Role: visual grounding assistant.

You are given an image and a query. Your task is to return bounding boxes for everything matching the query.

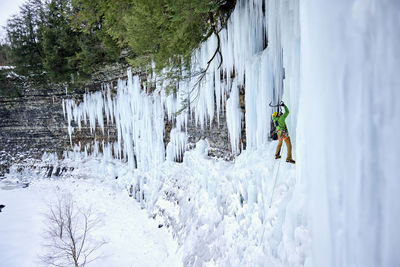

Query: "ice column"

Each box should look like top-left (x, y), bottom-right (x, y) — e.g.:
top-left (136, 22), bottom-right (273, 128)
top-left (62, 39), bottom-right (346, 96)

top-left (299, 0), bottom-right (400, 266)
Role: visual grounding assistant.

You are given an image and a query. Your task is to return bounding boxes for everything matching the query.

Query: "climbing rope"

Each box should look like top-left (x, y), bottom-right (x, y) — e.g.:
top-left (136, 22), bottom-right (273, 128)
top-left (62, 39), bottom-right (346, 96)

top-left (269, 157), bottom-right (281, 208)
top-left (259, 157), bottom-right (282, 245)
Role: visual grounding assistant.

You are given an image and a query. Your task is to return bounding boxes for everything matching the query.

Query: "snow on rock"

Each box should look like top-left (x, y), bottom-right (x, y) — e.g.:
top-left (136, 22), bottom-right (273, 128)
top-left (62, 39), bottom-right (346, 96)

top-left (0, 66), bottom-right (15, 70)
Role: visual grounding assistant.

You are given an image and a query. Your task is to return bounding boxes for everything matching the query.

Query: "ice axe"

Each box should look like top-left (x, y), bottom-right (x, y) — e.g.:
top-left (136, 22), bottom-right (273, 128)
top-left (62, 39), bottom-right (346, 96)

top-left (269, 101), bottom-right (284, 114)
top-left (268, 101), bottom-right (284, 108)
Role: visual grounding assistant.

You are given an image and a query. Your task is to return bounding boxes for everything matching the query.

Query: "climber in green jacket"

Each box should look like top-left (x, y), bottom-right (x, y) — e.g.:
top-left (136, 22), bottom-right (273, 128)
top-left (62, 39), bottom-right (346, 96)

top-left (272, 102), bottom-right (295, 164)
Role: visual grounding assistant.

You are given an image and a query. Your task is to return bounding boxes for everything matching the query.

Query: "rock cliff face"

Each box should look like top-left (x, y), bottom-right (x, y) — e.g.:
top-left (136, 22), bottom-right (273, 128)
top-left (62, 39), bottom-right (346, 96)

top-left (0, 67), bottom-right (239, 176)
top-left (0, 81), bottom-right (68, 176)
top-left (181, 87), bottom-right (246, 160)
top-left (0, 68), bottom-right (122, 176)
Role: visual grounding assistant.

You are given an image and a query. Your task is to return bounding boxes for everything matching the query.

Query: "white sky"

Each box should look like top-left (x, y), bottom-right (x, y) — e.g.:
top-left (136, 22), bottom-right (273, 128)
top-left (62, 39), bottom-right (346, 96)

top-left (0, 0), bottom-right (27, 40)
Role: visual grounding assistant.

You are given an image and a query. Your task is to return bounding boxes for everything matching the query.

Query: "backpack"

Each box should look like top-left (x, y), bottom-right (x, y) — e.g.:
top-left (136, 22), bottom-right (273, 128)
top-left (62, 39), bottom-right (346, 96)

top-left (269, 119), bottom-right (278, 140)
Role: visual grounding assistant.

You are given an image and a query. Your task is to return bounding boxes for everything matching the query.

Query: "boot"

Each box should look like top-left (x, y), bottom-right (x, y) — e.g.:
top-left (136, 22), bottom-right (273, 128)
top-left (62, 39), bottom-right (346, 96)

top-left (286, 159), bottom-right (295, 164)
top-left (275, 155), bottom-right (281, 159)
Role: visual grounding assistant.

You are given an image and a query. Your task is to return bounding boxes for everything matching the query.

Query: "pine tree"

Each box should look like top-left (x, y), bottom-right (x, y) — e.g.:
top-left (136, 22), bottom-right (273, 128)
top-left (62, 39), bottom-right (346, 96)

top-left (6, 0), bottom-right (45, 77)
top-left (41, 0), bottom-right (80, 82)
top-left (72, 0), bottom-right (236, 72)
top-left (4, 0), bottom-right (236, 85)
top-left (0, 44), bottom-right (11, 65)
top-left (69, 0), bottom-right (123, 76)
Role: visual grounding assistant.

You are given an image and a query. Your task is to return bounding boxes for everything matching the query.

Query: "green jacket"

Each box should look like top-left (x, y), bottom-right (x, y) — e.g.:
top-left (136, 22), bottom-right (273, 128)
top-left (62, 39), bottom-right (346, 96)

top-left (273, 105), bottom-right (289, 131)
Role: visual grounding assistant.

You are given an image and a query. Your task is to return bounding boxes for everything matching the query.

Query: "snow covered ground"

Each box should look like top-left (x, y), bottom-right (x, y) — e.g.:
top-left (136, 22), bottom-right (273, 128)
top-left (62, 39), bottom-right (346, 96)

top-left (0, 141), bottom-right (309, 266)
top-left (0, 174), bottom-right (181, 267)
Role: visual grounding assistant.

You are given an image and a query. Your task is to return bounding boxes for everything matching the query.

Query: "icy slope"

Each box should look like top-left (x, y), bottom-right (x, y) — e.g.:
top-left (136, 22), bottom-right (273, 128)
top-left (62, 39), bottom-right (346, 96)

top-left (72, 141), bottom-right (308, 266)
top-left (152, 142), bottom-right (307, 266)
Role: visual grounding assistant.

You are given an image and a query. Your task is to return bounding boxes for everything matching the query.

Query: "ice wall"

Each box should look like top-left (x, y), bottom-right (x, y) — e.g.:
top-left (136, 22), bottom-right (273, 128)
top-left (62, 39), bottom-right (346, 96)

top-left (60, 0), bottom-right (400, 265)
top-left (189, 0), bottom-right (300, 151)
top-left (298, 0), bottom-right (400, 266)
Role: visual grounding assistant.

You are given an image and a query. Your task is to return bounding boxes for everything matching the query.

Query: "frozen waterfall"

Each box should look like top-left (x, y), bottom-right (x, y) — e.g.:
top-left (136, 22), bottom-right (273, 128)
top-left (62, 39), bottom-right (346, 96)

top-left (64, 0), bottom-right (300, 163)
top-left (299, 0), bottom-right (400, 266)
top-left (62, 0), bottom-right (400, 266)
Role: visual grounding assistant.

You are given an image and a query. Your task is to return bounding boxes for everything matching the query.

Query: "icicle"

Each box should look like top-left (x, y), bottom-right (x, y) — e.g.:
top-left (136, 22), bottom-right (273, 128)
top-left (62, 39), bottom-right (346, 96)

top-left (226, 81), bottom-right (243, 154)
top-left (167, 128), bottom-right (187, 161)
top-left (63, 0), bottom-right (300, 165)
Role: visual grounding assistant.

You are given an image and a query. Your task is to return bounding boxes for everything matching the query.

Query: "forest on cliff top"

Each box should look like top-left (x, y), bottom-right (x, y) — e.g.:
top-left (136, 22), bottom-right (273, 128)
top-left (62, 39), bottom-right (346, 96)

top-left (1, 0), bottom-right (236, 85)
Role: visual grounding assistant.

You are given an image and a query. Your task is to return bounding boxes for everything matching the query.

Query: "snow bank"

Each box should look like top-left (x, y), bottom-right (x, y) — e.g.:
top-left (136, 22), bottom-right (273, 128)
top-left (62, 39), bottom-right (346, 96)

top-left (0, 176), bottom-right (181, 267)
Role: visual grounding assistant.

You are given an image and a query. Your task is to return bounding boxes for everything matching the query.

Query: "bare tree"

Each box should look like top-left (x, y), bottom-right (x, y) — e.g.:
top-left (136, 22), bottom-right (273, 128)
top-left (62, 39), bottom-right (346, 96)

top-left (41, 194), bottom-right (106, 267)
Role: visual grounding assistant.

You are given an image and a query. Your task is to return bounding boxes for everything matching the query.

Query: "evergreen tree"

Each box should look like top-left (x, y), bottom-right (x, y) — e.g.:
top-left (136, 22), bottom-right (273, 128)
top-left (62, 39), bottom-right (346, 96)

top-left (6, 0), bottom-right (45, 77)
top-left (69, 0), bottom-right (123, 76)
top-left (72, 0), bottom-right (236, 72)
top-left (126, 0), bottom-right (218, 70)
top-left (0, 43), bottom-right (11, 65)
top-left (71, 0), bottom-right (126, 71)
top-left (41, 0), bottom-right (80, 82)
top-left (4, 0), bottom-right (236, 85)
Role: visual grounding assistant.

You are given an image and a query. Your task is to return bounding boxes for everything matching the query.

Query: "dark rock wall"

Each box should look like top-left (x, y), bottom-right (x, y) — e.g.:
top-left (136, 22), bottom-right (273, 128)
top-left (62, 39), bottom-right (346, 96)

top-left (0, 78), bottom-right (118, 176)
top-left (0, 84), bottom-right (68, 175)
top-left (186, 112), bottom-right (233, 159)
top-left (1, 69), bottom-right (243, 176)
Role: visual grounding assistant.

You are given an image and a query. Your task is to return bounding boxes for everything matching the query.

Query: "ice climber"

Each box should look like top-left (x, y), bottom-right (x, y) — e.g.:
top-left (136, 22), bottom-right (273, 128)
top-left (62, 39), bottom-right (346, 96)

top-left (272, 103), bottom-right (295, 164)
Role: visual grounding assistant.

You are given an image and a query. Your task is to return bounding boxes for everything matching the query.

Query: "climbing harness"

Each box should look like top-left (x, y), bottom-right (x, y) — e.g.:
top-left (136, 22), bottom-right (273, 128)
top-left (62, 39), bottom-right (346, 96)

top-left (278, 129), bottom-right (289, 141)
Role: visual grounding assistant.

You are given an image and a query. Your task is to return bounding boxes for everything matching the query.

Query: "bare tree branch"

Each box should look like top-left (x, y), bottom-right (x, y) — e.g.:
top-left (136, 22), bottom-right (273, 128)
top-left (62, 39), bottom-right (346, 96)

top-left (40, 194), bottom-right (106, 267)
top-left (174, 19), bottom-right (223, 117)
